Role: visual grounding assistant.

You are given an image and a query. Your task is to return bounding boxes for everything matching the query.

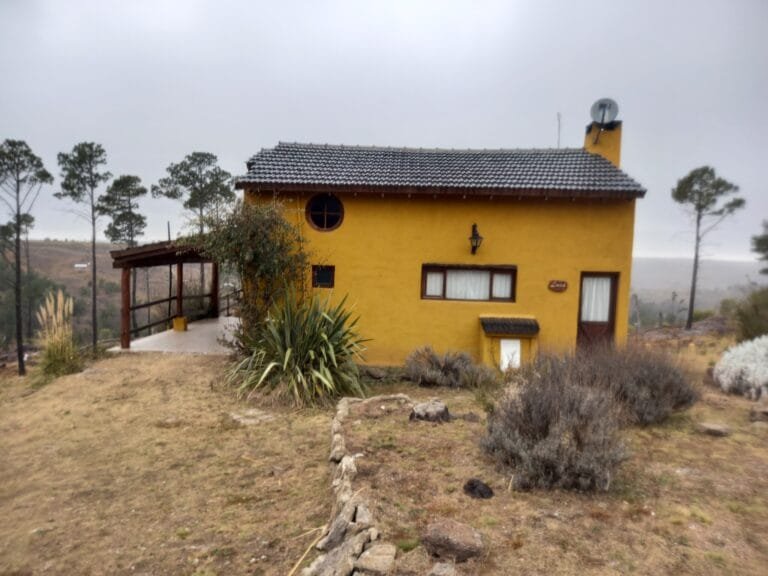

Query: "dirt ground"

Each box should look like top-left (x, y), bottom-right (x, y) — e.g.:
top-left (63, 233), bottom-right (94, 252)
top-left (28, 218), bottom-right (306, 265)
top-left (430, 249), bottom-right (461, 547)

top-left (1, 332), bottom-right (766, 575)
top-left (0, 354), bottom-right (331, 576)
top-left (343, 337), bottom-right (768, 575)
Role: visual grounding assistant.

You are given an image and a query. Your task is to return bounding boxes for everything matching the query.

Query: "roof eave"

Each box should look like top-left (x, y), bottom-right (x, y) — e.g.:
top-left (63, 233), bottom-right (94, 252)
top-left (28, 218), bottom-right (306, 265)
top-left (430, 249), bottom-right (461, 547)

top-left (235, 180), bottom-right (645, 200)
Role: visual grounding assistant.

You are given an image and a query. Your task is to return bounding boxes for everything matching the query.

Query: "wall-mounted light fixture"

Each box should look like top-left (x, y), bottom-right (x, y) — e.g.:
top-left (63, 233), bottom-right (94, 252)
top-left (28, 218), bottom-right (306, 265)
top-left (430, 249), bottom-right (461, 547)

top-left (469, 223), bottom-right (483, 255)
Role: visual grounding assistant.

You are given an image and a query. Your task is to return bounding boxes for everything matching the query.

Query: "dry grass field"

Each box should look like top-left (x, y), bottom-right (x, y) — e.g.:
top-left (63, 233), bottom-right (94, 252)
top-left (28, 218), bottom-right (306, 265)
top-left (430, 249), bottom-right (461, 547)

top-left (0, 354), bottom-right (331, 576)
top-left (0, 330), bottom-right (766, 575)
top-left (341, 335), bottom-right (768, 575)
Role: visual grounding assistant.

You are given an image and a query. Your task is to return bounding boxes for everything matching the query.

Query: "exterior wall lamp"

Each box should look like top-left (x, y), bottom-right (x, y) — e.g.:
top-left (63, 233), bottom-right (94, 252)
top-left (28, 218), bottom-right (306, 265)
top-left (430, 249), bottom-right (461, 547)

top-left (469, 223), bottom-right (483, 255)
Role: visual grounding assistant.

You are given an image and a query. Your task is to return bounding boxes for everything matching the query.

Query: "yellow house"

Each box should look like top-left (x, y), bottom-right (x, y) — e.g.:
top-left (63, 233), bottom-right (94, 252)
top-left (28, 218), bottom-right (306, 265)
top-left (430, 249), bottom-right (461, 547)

top-left (236, 113), bottom-right (644, 368)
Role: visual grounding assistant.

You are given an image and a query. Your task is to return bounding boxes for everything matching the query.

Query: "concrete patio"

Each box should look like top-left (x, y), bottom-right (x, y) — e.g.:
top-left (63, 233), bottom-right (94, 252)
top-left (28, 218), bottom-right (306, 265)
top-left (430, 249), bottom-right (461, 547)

top-left (109, 317), bottom-right (240, 355)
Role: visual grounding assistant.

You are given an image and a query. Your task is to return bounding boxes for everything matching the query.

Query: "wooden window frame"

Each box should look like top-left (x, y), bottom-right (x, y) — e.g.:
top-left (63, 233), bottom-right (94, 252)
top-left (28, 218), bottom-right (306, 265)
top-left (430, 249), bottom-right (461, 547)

top-left (306, 193), bottom-right (344, 231)
top-left (420, 264), bottom-right (517, 302)
top-left (312, 265), bottom-right (335, 288)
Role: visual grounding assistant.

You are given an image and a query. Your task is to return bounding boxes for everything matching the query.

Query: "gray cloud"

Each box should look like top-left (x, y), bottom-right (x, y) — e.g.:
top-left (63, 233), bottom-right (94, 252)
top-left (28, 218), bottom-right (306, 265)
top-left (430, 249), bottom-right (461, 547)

top-left (1, 0), bottom-right (766, 260)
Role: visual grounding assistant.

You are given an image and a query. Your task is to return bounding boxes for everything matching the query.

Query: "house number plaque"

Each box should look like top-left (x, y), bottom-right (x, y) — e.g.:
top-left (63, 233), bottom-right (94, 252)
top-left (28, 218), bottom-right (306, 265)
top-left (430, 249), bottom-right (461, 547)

top-left (548, 280), bottom-right (568, 293)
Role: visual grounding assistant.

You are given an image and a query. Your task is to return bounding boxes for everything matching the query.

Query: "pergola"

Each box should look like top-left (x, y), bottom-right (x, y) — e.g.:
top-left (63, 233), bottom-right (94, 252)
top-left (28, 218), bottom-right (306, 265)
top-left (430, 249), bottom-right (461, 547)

top-left (110, 241), bottom-right (219, 349)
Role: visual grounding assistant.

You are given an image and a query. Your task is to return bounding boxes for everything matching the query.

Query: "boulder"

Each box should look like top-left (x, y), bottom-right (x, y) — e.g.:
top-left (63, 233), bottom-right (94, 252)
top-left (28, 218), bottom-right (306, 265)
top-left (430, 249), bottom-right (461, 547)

top-left (749, 400), bottom-right (768, 422)
top-left (422, 519), bottom-right (483, 562)
top-left (698, 422), bottom-right (731, 437)
top-left (410, 400), bottom-right (450, 423)
top-left (354, 543), bottom-right (397, 575)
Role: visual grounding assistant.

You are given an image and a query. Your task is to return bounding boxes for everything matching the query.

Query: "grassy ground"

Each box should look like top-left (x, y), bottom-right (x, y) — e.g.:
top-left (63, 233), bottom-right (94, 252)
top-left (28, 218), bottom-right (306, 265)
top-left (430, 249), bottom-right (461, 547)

top-left (343, 335), bottom-right (768, 575)
top-left (1, 332), bottom-right (765, 575)
top-left (0, 354), bottom-right (330, 576)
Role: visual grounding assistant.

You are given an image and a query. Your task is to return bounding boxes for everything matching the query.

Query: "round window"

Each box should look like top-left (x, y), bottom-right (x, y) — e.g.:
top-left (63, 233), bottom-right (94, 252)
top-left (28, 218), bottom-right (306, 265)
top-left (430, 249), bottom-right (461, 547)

top-left (306, 194), bottom-right (344, 231)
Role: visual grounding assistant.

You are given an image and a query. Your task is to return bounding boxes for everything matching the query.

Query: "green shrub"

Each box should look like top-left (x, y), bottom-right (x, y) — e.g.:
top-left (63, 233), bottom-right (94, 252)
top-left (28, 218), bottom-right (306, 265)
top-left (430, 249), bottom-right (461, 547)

top-left (735, 287), bottom-right (768, 342)
top-left (482, 358), bottom-right (625, 491)
top-left (227, 288), bottom-right (367, 407)
top-left (692, 309), bottom-right (715, 322)
top-left (405, 345), bottom-right (500, 389)
top-left (188, 200), bottom-right (308, 343)
top-left (36, 290), bottom-right (81, 378)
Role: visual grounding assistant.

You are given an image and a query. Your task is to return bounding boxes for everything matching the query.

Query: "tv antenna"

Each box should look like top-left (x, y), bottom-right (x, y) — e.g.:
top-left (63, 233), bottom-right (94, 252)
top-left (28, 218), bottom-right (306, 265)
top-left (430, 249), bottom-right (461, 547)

top-left (590, 98), bottom-right (619, 144)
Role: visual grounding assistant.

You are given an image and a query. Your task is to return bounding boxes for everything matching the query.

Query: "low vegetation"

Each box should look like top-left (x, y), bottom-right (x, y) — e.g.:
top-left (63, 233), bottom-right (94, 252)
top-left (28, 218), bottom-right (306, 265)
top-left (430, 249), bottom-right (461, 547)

top-left (576, 345), bottom-right (697, 425)
top-left (735, 286), bottom-right (768, 342)
top-left (35, 289), bottom-right (81, 379)
top-left (405, 345), bottom-right (499, 389)
top-left (482, 357), bottom-right (626, 491)
top-left (228, 288), bottom-right (367, 407)
top-left (190, 199), bottom-right (308, 342)
top-left (713, 335), bottom-right (768, 400)
top-left (481, 346), bottom-right (696, 491)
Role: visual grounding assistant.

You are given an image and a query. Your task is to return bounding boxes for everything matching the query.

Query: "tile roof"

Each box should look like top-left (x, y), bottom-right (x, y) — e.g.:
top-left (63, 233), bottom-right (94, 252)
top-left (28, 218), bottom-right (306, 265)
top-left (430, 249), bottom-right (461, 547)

top-left (236, 142), bottom-right (645, 198)
top-left (480, 317), bottom-right (540, 336)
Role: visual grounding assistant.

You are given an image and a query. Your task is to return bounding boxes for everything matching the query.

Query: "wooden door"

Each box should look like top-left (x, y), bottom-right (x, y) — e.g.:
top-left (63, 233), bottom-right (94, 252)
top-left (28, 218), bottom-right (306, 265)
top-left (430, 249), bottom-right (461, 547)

top-left (577, 273), bottom-right (618, 347)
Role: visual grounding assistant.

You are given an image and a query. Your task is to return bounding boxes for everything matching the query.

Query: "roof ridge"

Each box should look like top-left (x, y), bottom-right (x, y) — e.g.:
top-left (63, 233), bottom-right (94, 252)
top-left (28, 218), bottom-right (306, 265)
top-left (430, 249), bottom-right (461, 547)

top-left (274, 141), bottom-right (586, 154)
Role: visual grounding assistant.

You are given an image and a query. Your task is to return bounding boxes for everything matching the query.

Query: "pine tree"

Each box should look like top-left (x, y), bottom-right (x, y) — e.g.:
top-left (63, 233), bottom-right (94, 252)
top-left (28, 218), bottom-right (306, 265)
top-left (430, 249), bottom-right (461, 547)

top-left (97, 174), bottom-right (147, 331)
top-left (752, 221), bottom-right (768, 275)
top-left (0, 140), bottom-right (53, 375)
top-left (56, 142), bottom-right (111, 351)
top-left (671, 166), bottom-right (745, 329)
top-left (152, 152), bottom-right (233, 292)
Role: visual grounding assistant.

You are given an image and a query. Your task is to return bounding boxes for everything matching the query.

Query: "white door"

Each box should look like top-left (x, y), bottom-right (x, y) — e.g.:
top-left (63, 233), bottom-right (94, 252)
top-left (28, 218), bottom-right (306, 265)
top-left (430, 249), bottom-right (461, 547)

top-left (500, 339), bottom-right (521, 370)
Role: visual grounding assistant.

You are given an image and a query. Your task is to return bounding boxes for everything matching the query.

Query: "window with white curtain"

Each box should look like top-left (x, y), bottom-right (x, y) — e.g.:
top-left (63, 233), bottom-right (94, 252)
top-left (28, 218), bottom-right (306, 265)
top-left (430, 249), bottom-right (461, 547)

top-left (425, 271), bottom-right (444, 297)
top-left (492, 272), bottom-right (513, 299)
top-left (421, 265), bottom-right (516, 301)
top-left (446, 270), bottom-right (490, 300)
top-left (580, 276), bottom-right (612, 322)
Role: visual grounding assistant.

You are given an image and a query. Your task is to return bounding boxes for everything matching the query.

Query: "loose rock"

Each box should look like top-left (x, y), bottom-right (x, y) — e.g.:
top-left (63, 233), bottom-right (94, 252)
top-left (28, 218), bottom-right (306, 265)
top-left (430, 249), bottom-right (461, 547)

top-left (749, 400), bottom-right (768, 422)
top-left (422, 519), bottom-right (483, 562)
top-left (329, 433), bottom-right (346, 462)
top-left (698, 422), bottom-right (731, 437)
top-left (463, 478), bottom-right (493, 499)
top-left (428, 562), bottom-right (457, 576)
top-left (410, 400), bottom-right (451, 423)
top-left (363, 366), bottom-right (387, 380)
top-left (354, 543), bottom-right (397, 575)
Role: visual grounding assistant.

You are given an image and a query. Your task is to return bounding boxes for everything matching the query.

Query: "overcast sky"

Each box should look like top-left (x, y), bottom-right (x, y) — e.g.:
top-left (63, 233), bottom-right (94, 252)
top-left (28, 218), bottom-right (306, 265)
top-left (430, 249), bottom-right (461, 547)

top-left (1, 0), bottom-right (766, 260)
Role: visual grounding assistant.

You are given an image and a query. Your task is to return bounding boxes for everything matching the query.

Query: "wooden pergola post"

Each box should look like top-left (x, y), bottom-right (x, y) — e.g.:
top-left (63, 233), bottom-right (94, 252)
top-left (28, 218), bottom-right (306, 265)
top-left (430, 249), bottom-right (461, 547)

top-left (210, 262), bottom-right (219, 317)
top-left (120, 266), bottom-right (131, 349)
top-left (176, 262), bottom-right (183, 317)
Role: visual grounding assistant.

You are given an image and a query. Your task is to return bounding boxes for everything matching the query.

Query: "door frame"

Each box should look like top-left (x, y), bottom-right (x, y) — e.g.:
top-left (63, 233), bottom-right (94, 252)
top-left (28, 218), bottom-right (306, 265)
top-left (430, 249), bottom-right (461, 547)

top-left (577, 272), bottom-right (619, 347)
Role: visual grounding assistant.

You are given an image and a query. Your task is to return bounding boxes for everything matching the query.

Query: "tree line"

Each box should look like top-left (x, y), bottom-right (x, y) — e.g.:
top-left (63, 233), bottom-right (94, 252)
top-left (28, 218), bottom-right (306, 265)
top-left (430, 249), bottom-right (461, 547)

top-left (1, 140), bottom-right (233, 375)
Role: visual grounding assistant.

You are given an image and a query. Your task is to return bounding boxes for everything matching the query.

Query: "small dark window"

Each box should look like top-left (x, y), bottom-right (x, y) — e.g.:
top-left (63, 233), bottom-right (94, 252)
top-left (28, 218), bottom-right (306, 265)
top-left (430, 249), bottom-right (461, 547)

top-left (306, 194), bottom-right (344, 231)
top-left (312, 265), bottom-right (335, 288)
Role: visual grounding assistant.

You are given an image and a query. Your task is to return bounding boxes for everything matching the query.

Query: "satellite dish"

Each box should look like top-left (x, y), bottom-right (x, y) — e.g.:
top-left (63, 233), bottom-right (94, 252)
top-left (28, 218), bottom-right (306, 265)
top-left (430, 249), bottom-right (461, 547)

top-left (590, 98), bottom-right (619, 125)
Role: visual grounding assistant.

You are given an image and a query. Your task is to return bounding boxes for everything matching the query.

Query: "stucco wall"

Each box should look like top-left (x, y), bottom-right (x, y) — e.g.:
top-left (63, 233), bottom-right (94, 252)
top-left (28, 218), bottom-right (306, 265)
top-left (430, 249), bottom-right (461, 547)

top-left (246, 189), bottom-right (636, 366)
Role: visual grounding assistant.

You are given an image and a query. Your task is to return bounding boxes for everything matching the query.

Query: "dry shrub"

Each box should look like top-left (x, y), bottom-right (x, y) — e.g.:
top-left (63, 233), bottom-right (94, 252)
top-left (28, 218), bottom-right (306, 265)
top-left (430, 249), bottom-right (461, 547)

top-left (482, 358), bottom-right (625, 491)
top-left (36, 289), bottom-right (81, 378)
top-left (576, 345), bottom-right (697, 425)
top-left (405, 346), bottom-right (499, 389)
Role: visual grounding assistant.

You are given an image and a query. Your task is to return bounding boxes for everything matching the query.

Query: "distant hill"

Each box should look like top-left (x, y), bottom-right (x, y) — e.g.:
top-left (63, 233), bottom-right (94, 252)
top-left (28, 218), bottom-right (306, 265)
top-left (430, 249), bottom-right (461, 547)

top-left (631, 257), bottom-right (766, 310)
